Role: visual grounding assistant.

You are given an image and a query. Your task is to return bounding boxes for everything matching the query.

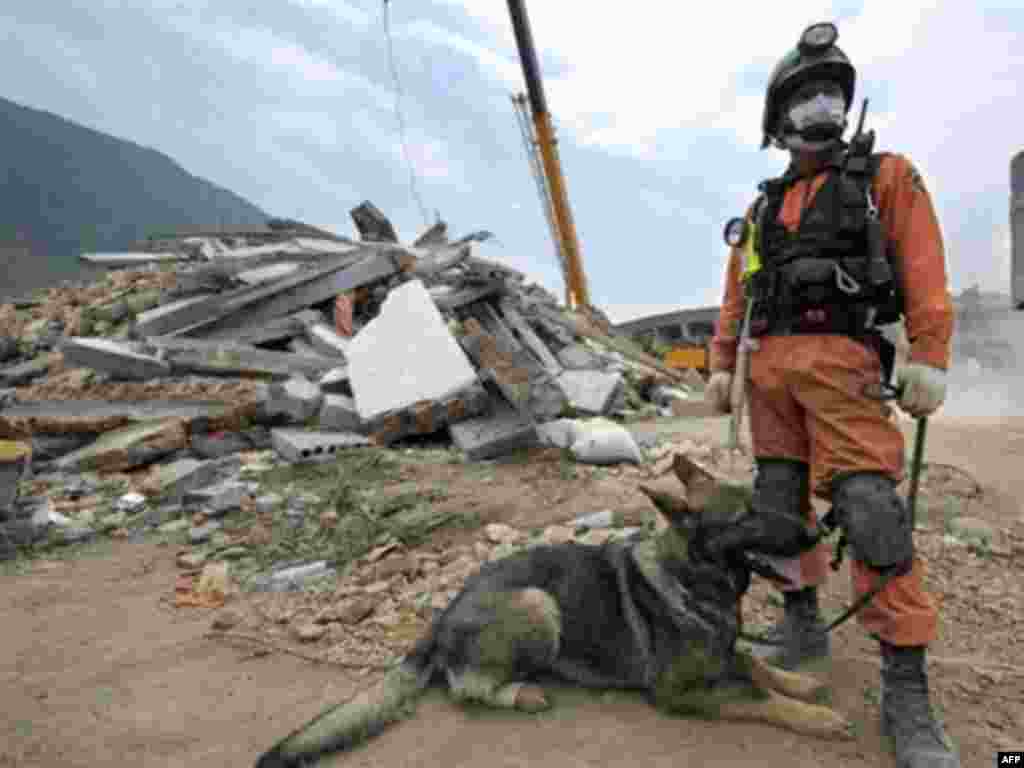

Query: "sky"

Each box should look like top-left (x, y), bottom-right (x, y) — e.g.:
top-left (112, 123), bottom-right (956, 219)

top-left (1, 0), bottom-right (1021, 323)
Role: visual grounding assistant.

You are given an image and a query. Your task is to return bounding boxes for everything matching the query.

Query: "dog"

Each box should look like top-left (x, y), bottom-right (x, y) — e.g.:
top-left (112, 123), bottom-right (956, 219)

top-left (254, 455), bottom-right (851, 768)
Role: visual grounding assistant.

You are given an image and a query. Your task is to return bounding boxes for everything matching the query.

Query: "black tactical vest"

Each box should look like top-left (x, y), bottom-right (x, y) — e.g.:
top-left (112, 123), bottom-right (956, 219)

top-left (746, 151), bottom-right (902, 340)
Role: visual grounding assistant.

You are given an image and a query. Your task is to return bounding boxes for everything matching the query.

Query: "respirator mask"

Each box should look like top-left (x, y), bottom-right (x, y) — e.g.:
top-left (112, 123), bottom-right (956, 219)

top-left (780, 80), bottom-right (847, 152)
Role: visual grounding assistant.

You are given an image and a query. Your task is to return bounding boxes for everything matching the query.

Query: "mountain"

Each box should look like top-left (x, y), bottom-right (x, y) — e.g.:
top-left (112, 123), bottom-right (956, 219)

top-left (0, 96), bottom-right (269, 296)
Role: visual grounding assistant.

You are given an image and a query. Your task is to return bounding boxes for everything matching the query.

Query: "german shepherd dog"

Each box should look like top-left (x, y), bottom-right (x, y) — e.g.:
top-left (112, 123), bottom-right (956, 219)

top-left (255, 456), bottom-right (851, 767)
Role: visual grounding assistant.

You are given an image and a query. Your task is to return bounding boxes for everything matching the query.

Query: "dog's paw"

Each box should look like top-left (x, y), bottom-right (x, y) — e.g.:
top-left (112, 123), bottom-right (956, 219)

top-left (514, 684), bottom-right (551, 713)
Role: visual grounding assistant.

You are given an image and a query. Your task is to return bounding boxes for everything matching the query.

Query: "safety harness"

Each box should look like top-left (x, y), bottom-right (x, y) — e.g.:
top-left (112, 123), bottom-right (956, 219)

top-left (744, 140), bottom-right (904, 381)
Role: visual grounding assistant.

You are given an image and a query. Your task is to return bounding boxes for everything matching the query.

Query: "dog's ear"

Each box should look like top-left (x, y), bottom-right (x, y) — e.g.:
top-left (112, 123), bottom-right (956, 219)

top-left (638, 478), bottom-right (691, 529)
top-left (671, 455), bottom-right (722, 511)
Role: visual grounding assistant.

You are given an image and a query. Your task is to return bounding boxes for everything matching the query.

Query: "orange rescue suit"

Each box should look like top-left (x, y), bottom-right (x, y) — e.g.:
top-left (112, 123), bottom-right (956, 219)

top-left (709, 153), bottom-right (954, 646)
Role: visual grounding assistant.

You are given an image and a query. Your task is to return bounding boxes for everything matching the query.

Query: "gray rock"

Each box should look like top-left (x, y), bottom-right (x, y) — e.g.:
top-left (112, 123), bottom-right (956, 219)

top-left (255, 494), bottom-right (284, 515)
top-left (189, 520), bottom-right (222, 544)
top-left (250, 560), bottom-right (336, 593)
top-left (0, 337), bottom-right (19, 363)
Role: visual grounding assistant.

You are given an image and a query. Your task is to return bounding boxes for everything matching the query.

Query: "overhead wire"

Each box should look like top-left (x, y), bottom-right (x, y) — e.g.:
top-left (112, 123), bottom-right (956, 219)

top-left (382, 0), bottom-right (432, 228)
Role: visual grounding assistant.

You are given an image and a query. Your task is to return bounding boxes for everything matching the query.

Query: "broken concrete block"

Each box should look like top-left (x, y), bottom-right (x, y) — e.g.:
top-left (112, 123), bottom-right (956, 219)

top-left (134, 294), bottom-right (221, 337)
top-left (449, 402), bottom-right (538, 461)
top-left (362, 384), bottom-right (490, 445)
top-left (0, 399), bottom-right (237, 437)
top-left (348, 279), bottom-right (479, 421)
top-left (0, 356), bottom-right (52, 387)
top-left (306, 322), bottom-right (350, 359)
top-left (459, 316), bottom-right (567, 422)
top-left (266, 376), bottom-right (323, 423)
top-left (271, 428), bottom-right (371, 463)
top-left (55, 419), bottom-right (188, 473)
top-left (236, 263), bottom-right (301, 285)
top-left (184, 481), bottom-right (248, 516)
top-left (0, 441), bottom-right (30, 520)
top-left (190, 248), bottom-right (407, 341)
top-left (557, 370), bottom-right (625, 415)
top-left (79, 251), bottom-right (186, 267)
top-left (142, 458), bottom-right (223, 502)
top-left (287, 338), bottom-right (320, 357)
top-left (318, 394), bottom-right (362, 433)
top-left (151, 338), bottom-right (339, 380)
top-left (558, 343), bottom-right (607, 370)
top-left (350, 201), bottom-right (398, 242)
top-left (62, 338), bottom-right (171, 381)
top-left (318, 367), bottom-right (351, 395)
top-left (498, 298), bottom-right (564, 373)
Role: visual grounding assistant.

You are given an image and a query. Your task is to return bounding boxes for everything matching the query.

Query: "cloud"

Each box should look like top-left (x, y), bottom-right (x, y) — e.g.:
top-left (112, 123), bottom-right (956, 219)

top-left (1, 0), bottom-right (1021, 323)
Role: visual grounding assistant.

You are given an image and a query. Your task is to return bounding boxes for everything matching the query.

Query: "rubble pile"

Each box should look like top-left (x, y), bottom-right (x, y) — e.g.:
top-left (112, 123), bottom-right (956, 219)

top-left (0, 203), bottom-right (707, 559)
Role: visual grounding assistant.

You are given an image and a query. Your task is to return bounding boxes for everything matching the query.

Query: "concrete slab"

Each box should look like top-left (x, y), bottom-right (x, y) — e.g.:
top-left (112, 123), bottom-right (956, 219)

top-left (80, 251), bottom-right (186, 267)
top-left (287, 338), bottom-right (320, 357)
top-left (362, 383), bottom-right (490, 445)
top-left (557, 343), bottom-right (607, 370)
top-left (237, 263), bottom-right (301, 285)
top-left (265, 376), bottom-right (324, 423)
top-left (0, 400), bottom-right (233, 434)
top-left (0, 356), bottom-right (52, 387)
top-left (318, 394), bottom-right (362, 432)
top-left (350, 201), bottom-right (398, 242)
top-left (149, 338), bottom-right (340, 380)
top-left (459, 315), bottom-right (566, 422)
top-left (293, 238), bottom-right (361, 255)
top-left (135, 294), bottom-right (222, 337)
top-left (305, 322), bottom-right (350, 359)
top-left (62, 338), bottom-right (171, 381)
top-left (189, 248), bottom-right (408, 341)
top-left (556, 370), bottom-right (625, 415)
top-left (271, 428), bottom-right (371, 463)
top-left (55, 419), bottom-right (188, 473)
top-left (412, 220), bottom-right (448, 248)
top-left (431, 280), bottom-right (504, 311)
top-left (449, 401), bottom-right (538, 461)
top-left (498, 298), bottom-right (564, 373)
top-left (348, 279), bottom-right (479, 421)
top-left (222, 310), bottom-right (325, 347)
top-left (318, 367), bottom-right (351, 395)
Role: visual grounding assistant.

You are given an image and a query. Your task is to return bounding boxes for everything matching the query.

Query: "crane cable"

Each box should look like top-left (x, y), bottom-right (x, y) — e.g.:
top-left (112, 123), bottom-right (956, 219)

top-left (382, 0), bottom-right (431, 227)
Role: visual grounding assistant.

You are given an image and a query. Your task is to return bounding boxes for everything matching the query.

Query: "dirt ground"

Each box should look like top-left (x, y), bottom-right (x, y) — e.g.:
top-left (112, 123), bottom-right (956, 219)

top-left (2, 413), bottom-right (1022, 768)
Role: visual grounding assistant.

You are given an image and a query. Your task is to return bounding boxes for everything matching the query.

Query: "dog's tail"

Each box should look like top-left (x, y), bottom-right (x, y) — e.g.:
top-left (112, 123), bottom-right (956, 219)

top-left (254, 636), bottom-right (436, 768)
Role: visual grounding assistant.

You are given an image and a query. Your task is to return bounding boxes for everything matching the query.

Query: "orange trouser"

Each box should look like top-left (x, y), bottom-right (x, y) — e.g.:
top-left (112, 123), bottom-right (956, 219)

top-left (747, 334), bottom-right (938, 646)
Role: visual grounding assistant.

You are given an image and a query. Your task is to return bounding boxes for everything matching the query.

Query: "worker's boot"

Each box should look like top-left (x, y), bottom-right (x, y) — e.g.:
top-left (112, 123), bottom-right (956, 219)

top-left (762, 586), bottom-right (830, 670)
top-left (880, 642), bottom-right (960, 768)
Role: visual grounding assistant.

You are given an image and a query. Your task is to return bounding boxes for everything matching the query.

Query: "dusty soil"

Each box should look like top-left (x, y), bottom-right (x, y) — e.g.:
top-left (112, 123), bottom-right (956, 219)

top-left (2, 413), bottom-right (1022, 768)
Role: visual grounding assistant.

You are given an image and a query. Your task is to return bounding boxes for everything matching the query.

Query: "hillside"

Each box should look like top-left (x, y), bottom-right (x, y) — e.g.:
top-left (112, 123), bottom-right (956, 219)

top-left (0, 96), bottom-right (268, 296)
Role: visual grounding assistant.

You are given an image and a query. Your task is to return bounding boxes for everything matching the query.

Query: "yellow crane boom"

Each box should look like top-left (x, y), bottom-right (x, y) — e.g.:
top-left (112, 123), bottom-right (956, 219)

top-left (506, 0), bottom-right (591, 310)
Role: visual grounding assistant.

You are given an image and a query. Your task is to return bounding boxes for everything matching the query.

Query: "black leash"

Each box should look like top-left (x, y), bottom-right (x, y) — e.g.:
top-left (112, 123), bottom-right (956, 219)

top-left (740, 384), bottom-right (928, 647)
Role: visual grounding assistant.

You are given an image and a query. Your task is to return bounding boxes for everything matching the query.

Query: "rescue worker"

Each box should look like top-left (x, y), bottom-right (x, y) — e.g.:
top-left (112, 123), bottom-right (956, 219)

top-left (706, 22), bottom-right (959, 768)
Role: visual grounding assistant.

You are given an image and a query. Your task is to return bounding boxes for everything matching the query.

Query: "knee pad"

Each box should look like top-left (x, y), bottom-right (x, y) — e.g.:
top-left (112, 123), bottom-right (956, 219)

top-left (830, 472), bottom-right (913, 572)
top-left (708, 459), bottom-right (818, 560)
